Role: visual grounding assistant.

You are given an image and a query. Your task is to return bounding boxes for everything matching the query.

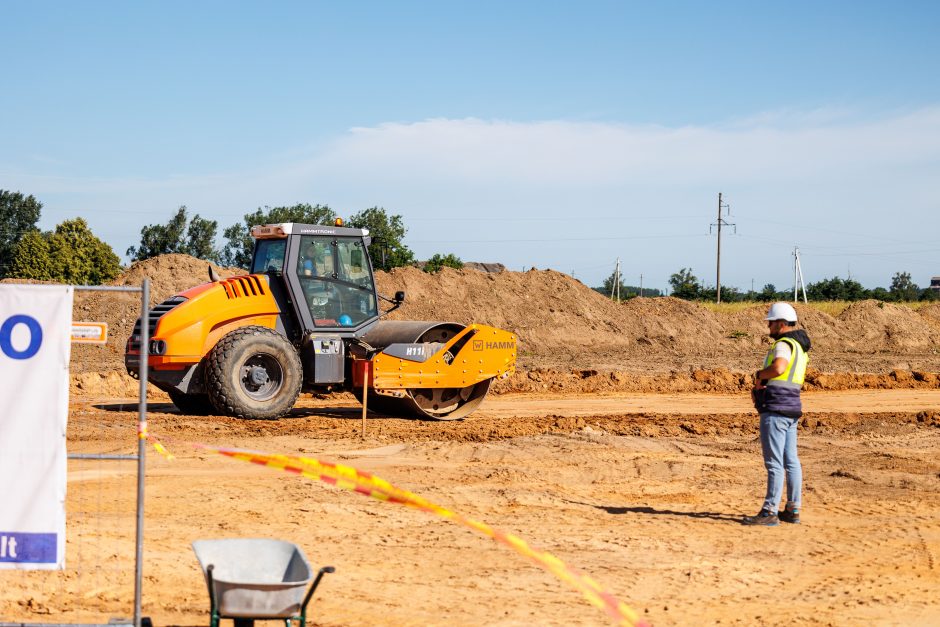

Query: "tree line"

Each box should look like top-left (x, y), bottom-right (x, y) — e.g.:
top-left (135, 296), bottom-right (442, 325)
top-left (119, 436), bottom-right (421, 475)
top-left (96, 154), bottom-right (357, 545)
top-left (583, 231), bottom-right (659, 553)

top-left (665, 267), bottom-right (938, 302)
top-left (596, 265), bottom-right (939, 302)
top-left (0, 189), bottom-right (465, 284)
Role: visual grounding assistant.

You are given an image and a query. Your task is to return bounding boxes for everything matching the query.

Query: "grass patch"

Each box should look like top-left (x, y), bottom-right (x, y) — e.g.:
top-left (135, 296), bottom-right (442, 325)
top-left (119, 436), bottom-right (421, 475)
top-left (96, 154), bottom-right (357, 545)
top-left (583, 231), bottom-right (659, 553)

top-left (700, 302), bottom-right (762, 314)
top-left (699, 300), bottom-right (930, 317)
top-left (808, 300), bottom-right (853, 316)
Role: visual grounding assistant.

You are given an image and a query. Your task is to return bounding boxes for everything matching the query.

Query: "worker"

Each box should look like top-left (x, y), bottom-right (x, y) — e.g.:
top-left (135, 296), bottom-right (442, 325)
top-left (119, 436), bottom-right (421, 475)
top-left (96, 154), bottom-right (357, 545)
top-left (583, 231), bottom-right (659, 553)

top-left (299, 241), bottom-right (333, 277)
top-left (299, 242), bottom-right (316, 276)
top-left (742, 302), bottom-right (812, 526)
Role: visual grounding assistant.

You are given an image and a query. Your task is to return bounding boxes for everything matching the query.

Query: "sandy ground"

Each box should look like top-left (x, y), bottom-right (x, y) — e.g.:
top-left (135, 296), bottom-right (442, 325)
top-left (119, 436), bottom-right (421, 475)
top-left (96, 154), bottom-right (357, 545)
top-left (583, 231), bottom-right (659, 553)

top-left (6, 251), bottom-right (940, 627)
top-left (2, 390), bottom-right (939, 627)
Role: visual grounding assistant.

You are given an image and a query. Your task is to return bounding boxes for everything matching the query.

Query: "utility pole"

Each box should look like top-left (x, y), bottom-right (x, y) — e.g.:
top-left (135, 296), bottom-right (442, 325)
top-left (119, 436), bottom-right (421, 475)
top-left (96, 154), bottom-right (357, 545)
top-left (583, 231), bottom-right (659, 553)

top-left (792, 246), bottom-right (808, 303)
top-left (639, 273), bottom-right (643, 298)
top-left (611, 258), bottom-right (621, 302)
top-left (710, 193), bottom-right (735, 304)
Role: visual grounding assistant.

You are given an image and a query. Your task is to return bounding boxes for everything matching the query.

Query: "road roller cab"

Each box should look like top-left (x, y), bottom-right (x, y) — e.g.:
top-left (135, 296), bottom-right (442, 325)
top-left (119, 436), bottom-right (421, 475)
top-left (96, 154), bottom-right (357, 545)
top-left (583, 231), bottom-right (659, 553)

top-left (125, 222), bottom-right (517, 420)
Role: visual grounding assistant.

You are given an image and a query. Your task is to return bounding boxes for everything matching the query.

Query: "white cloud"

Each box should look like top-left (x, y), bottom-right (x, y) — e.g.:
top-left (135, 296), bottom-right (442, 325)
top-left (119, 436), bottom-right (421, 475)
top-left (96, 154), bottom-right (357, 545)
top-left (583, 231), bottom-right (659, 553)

top-left (4, 107), bottom-right (940, 288)
top-left (10, 106), bottom-right (939, 201)
top-left (293, 107), bottom-right (940, 188)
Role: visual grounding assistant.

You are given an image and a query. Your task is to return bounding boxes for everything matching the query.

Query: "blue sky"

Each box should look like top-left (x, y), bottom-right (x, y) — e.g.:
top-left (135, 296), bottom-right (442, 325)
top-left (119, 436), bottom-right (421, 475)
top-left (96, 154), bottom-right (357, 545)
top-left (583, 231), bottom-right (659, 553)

top-left (3, 1), bottom-right (939, 293)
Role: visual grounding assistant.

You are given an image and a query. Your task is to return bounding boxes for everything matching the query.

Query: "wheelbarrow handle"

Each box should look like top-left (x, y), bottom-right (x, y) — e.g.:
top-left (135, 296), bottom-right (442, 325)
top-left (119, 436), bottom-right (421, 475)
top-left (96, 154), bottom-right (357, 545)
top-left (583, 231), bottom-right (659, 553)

top-left (301, 566), bottom-right (335, 612)
top-left (206, 564), bottom-right (218, 617)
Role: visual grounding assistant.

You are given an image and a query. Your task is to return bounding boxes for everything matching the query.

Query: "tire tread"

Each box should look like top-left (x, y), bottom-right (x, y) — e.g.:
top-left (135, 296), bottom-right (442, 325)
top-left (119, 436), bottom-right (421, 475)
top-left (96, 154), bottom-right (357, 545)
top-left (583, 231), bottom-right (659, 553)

top-left (206, 326), bottom-right (302, 419)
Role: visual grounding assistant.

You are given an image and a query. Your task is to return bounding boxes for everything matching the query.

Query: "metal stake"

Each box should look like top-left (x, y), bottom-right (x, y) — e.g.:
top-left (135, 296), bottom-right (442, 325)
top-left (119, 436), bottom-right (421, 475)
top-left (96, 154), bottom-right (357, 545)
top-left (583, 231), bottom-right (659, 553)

top-left (361, 365), bottom-right (369, 440)
top-left (134, 279), bottom-right (149, 627)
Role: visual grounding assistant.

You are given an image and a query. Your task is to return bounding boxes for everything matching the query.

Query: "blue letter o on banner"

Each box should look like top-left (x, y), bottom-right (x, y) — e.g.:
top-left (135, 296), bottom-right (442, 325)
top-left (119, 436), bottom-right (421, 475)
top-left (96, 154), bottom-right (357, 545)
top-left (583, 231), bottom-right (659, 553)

top-left (0, 315), bottom-right (43, 360)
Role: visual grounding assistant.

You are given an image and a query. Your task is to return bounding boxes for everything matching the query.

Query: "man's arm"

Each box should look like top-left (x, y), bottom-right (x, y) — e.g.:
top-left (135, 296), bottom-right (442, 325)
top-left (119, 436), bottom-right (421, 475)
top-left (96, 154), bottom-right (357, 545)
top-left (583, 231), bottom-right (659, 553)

top-left (755, 357), bottom-right (788, 382)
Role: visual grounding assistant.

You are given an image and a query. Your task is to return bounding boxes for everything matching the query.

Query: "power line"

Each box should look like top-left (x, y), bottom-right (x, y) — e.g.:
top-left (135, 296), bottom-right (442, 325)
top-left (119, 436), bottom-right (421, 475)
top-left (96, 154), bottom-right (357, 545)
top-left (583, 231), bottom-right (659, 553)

top-left (744, 216), bottom-right (926, 247)
top-left (409, 233), bottom-right (709, 244)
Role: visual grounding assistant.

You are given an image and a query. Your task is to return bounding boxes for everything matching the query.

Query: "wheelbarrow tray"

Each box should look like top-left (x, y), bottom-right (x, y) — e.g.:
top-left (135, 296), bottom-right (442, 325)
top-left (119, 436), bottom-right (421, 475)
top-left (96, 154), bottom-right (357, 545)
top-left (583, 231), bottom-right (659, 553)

top-left (193, 538), bottom-right (313, 618)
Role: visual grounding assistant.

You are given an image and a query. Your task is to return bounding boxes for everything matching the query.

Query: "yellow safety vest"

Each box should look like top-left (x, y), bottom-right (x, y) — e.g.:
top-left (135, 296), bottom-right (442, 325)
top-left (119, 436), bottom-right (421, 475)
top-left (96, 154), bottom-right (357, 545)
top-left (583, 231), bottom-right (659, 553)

top-left (764, 337), bottom-right (808, 389)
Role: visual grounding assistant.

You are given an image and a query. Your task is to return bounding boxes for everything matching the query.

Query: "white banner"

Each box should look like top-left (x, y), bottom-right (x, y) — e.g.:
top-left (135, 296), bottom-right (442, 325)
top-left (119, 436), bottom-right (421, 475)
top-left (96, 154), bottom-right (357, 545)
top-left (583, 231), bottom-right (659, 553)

top-left (0, 285), bottom-right (73, 570)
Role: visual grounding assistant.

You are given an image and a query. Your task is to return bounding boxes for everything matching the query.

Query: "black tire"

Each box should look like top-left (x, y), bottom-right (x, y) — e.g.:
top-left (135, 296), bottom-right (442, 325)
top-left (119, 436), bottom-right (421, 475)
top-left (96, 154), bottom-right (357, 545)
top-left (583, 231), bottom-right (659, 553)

top-left (205, 326), bottom-right (302, 419)
top-left (167, 388), bottom-right (215, 416)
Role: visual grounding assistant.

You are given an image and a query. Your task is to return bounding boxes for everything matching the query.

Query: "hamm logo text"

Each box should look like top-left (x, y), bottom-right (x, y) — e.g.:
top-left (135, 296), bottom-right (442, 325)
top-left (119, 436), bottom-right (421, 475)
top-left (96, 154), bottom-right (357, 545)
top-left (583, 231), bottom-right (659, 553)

top-left (485, 341), bottom-right (515, 350)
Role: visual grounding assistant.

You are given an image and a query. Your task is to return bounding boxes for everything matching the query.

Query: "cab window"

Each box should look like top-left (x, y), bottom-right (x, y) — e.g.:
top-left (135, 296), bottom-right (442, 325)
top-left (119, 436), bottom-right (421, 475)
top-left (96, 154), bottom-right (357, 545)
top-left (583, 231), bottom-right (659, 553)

top-left (297, 237), bottom-right (334, 278)
top-left (251, 239), bottom-right (286, 274)
top-left (295, 236), bottom-right (378, 328)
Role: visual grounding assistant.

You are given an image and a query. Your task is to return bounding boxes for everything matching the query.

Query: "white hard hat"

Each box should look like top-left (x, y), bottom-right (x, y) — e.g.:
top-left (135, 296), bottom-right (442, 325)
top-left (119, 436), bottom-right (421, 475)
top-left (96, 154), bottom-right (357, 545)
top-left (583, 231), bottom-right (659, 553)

top-left (765, 302), bottom-right (798, 323)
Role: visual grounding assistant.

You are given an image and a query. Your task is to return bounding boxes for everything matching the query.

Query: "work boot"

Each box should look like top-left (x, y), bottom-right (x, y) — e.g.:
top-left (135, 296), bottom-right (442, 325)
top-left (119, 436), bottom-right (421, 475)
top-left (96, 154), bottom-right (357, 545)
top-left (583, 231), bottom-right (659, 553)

top-left (779, 506), bottom-right (800, 524)
top-left (742, 509), bottom-right (779, 526)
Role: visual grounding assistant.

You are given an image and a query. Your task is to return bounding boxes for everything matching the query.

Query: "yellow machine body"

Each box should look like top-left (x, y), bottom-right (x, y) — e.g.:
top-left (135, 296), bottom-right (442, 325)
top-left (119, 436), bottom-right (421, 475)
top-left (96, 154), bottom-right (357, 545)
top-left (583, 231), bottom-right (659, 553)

top-left (139, 275), bottom-right (280, 370)
top-left (369, 324), bottom-right (516, 390)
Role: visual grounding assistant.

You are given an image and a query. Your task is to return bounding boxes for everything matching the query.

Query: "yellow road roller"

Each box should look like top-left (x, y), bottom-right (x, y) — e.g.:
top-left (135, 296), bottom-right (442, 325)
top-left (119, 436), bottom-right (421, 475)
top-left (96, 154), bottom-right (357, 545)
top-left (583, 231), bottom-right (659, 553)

top-left (125, 222), bottom-right (516, 420)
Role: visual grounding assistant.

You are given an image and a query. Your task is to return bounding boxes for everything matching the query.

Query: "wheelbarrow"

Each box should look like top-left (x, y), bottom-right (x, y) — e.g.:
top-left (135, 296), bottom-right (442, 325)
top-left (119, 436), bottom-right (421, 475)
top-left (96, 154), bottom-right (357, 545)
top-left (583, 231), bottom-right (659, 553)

top-left (192, 538), bottom-right (334, 627)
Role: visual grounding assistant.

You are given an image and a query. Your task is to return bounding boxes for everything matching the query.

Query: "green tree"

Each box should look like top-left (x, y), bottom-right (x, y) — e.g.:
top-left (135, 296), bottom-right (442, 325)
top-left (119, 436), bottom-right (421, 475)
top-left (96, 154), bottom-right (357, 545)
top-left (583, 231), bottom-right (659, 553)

top-left (920, 287), bottom-right (940, 302)
top-left (758, 283), bottom-right (780, 302)
top-left (806, 276), bottom-right (868, 301)
top-left (127, 206), bottom-right (186, 260)
top-left (347, 206), bottom-right (415, 270)
top-left (889, 271), bottom-right (919, 301)
top-left (0, 190), bottom-right (43, 277)
top-left (8, 230), bottom-right (53, 280)
top-left (702, 285), bottom-right (744, 302)
top-left (127, 206), bottom-right (220, 262)
top-left (669, 267), bottom-right (701, 299)
top-left (424, 253), bottom-right (464, 273)
top-left (185, 214), bottom-right (221, 262)
top-left (221, 203), bottom-right (337, 268)
top-left (47, 218), bottom-right (122, 285)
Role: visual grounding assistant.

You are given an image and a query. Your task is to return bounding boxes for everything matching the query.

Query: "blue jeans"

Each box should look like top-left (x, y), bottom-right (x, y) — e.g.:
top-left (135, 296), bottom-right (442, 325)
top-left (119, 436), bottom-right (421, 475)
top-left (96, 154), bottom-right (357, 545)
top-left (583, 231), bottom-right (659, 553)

top-left (759, 412), bottom-right (802, 512)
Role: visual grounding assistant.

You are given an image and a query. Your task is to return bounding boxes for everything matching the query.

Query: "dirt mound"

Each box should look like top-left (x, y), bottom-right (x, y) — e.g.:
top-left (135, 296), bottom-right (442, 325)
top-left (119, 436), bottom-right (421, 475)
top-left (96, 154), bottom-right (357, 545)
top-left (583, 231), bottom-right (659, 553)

top-left (836, 300), bottom-right (940, 352)
top-left (618, 296), bottom-right (728, 354)
top-left (8, 253), bottom-right (938, 378)
top-left (110, 253), bottom-right (246, 303)
top-left (919, 303), bottom-right (940, 326)
top-left (378, 269), bottom-right (940, 372)
top-left (719, 303), bottom-right (855, 354)
top-left (377, 266), bottom-right (730, 364)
